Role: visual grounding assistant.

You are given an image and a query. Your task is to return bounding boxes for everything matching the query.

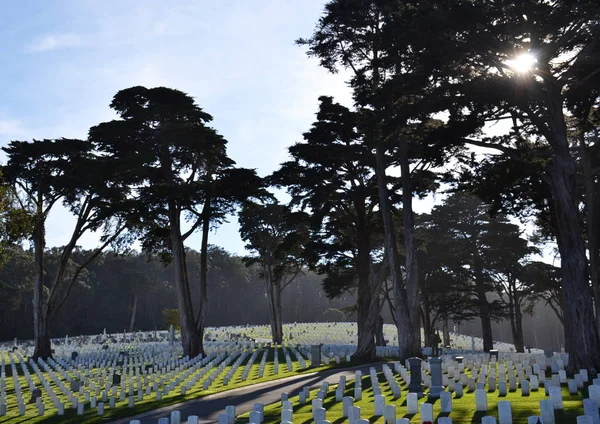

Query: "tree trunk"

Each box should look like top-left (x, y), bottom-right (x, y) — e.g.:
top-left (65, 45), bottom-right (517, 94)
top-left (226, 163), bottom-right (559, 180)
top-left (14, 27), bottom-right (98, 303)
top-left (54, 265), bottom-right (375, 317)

top-left (582, 143), bottom-right (600, 334)
top-left (169, 208), bottom-right (202, 358)
top-left (442, 319), bottom-right (450, 347)
top-left (264, 265), bottom-right (283, 344)
top-left (33, 218), bottom-right (52, 360)
top-left (353, 231), bottom-right (377, 362)
top-left (541, 81), bottom-right (600, 373)
top-left (399, 140), bottom-right (422, 358)
top-left (548, 153), bottom-right (600, 372)
top-left (375, 143), bottom-right (420, 360)
top-left (514, 303), bottom-right (525, 353)
top-left (128, 292), bottom-right (138, 333)
top-left (475, 284), bottom-right (494, 351)
top-left (375, 315), bottom-right (386, 346)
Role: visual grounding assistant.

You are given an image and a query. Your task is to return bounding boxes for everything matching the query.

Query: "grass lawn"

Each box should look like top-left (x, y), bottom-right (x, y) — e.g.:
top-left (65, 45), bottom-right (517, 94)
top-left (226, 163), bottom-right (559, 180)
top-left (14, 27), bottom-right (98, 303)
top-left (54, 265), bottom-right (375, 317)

top-left (0, 347), bottom-right (346, 423)
top-left (239, 369), bottom-right (586, 424)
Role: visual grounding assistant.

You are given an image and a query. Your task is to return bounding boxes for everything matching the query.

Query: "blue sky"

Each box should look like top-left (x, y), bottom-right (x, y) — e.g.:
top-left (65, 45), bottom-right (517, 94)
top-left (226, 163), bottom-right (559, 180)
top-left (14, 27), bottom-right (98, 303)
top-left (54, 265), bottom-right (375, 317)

top-left (0, 0), bottom-right (358, 254)
top-left (1, 1), bottom-right (553, 261)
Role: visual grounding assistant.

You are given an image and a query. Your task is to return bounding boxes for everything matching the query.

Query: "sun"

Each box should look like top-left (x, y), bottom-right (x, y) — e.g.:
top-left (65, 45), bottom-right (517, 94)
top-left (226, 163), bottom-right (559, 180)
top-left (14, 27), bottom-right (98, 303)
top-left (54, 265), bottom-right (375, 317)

top-left (506, 52), bottom-right (537, 73)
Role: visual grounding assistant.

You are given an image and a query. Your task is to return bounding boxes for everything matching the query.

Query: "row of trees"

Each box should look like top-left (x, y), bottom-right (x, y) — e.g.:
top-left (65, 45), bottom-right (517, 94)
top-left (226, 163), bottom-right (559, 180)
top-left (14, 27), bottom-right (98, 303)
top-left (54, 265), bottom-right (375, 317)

top-left (1, 87), bottom-right (269, 359)
top-left (281, 0), bottom-right (600, 373)
top-left (0, 245), bottom-right (355, 342)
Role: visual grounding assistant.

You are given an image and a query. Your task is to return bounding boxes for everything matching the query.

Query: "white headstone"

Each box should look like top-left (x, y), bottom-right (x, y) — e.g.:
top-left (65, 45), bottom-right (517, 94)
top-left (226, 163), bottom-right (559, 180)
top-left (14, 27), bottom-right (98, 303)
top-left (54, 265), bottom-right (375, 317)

top-left (521, 380), bottom-right (530, 396)
top-left (540, 399), bottom-right (555, 424)
top-left (343, 396), bottom-right (353, 417)
top-left (420, 402), bottom-right (433, 423)
top-left (406, 393), bottom-right (418, 414)
top-left (384, 405), bottom-right (396, 424)
top-left (583, 399), bottom-right (600, 424)
top-left (314, 407), bottom-right (326, 422)
top-left (482, 417), bottom-right (497, 424)
top-left (440, 391), bottom-right (452, 413)
top-left (549, 386), bottom-right (563, 409)
top-left (498, 400), bottom-right (512, 424)
top-left (374, 394), bottom-right (385, 416)
top-left (475, 389), bottom-right (488, 411)
top-left (590, 385), bottom-right (600, 405)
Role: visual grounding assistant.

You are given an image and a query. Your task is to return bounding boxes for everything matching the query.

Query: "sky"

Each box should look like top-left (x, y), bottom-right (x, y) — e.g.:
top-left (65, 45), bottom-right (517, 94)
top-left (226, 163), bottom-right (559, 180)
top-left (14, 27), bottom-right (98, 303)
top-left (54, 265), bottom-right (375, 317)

top-left (0, 0), bottom-right (358, 254)
top-left (0, 1), bottom-right (552, 260)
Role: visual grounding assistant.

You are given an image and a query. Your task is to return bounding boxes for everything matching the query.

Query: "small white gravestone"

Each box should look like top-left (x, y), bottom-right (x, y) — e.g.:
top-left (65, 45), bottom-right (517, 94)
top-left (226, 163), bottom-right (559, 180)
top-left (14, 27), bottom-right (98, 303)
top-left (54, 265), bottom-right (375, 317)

top-left (282, 401), bottom-right (293, 411)
top-left (455, 383), bottom-right (463, 398)
top-left (549, 386), bottom-right (563, 409)
top-left (384, 404), bottom-right (396, 424)
top-left (406, 393), bottom-right (418, 414)
top-left (540, 399), bottom-right (556, 424)
top-left (482, 417), bottom-right (497, 424)
top-left (440, 391), bottom-right (452, 413)
top-left (343, 396), bottom-right (353, 417)
top-left (314, 407), bottom-right (326, 422)
top-left (521, 380), bottom-right (530, 396)
top-left (226, 405), bottom-right (236, 424)
top-left (498, 400), bottom-right (512, 424)
top-left (218, 415), bottom-right (229, 424)
top-left (420, 402), bottom-right (433, 423)
top-left (437, 418), bottom-right (452, 424)
top-left (349, 406), bottom-right (361, 424)
top-left (475, 389), bottom-right (488, 412)
top-left (158, 419), bottom-right (169, 424)
top-left (249, 411), bottom-right (261, 424)
top-left (568, 379), bottom-right (578, 395)
top-left (374, 394), bottom-right (385, 416)
top-left (527, 417), bottom-right (542, 424)
top-left (281, 409), bottom-right (293, 423)
top-left (590, 386), bottom-right (600, 405)
top-left (583, 399), bottom-right (600, 424)
top-left (530, 375), bottom-right (539, 391)
top-left (577, 417), bottom-right (594, 424)
top-left (188, 416), bottom-right (200, 424)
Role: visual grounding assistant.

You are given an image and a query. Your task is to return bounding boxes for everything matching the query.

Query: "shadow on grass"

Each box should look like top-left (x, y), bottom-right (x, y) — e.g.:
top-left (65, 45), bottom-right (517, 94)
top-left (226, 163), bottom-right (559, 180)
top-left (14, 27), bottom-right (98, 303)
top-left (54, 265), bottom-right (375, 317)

top-left (470, 410), bottom-right (487, 423)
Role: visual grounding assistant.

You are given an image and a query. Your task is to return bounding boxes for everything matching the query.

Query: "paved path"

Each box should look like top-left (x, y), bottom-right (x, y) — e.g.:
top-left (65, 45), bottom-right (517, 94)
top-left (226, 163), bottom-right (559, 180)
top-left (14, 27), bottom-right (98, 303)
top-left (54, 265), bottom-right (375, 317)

top-left (109, 362), bottom-right (385, 424)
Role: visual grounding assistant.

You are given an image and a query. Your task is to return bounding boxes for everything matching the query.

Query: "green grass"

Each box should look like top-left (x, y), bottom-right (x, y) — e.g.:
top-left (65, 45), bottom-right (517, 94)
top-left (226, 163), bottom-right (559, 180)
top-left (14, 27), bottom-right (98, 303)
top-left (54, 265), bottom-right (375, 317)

top-left (239, 369), bottom-right (586, 424)
top-left (0, 347), bottom-right (344, 423)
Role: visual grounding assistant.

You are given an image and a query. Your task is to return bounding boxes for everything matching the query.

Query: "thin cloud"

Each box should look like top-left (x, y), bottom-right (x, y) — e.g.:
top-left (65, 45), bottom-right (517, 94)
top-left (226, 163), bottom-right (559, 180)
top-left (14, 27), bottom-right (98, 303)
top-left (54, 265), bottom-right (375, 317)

top-left (27, 33), bottom-right (84, 52)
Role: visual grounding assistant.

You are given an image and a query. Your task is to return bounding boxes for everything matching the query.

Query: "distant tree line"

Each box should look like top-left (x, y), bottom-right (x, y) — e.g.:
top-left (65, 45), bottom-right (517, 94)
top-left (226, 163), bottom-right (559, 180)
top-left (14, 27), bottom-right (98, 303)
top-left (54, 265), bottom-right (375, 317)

top-left (0, 244), bottom-right (355, 342)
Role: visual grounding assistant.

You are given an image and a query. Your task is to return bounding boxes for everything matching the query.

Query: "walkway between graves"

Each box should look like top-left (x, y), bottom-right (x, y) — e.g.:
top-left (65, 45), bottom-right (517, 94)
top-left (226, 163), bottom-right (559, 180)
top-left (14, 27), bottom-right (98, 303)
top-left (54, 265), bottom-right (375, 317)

top-left (109, 362), bottom-right (385, 424)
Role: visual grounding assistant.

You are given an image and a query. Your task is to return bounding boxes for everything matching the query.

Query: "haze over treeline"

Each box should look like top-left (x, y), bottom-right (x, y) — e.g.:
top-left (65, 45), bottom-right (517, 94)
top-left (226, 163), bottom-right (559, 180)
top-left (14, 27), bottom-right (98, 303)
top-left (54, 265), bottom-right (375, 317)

top-left (0, 241), bottom-right (564, 351)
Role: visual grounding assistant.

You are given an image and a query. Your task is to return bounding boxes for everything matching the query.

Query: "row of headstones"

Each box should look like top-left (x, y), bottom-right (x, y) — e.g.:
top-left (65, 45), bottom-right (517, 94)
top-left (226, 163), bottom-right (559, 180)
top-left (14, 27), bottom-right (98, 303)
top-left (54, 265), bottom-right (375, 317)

top-left (1, 340), bottom-right (315, 419)
top-left (0, 348), bottom-right (234, 417)
top-left (266, 360), bottom-right (599, 424)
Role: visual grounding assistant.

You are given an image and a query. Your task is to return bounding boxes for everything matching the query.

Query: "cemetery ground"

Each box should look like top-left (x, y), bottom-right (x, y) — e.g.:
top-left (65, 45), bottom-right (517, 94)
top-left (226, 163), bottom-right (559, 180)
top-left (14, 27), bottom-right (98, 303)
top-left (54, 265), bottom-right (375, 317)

top-left (0, 345), bottom-right (347, 423)
top-left (242, 368), bottom-right (584, 424)
top-left (0, 323), bottom-right (594, 423)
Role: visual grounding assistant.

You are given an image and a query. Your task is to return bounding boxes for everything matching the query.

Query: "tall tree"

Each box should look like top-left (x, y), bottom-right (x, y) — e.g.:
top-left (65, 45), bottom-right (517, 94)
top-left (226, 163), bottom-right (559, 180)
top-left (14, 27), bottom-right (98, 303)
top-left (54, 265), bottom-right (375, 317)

top-left (271, 96), bottom-right (390, 360)
top-left (89, 86), bottom-right (264, 358)
top-left (381, 0), bottom-right (600, 371)
top-left (239, 200), bottom-right (309, 343)
top-left (297, 0), bottom-right (477, 359)
top-left (428, 194), bottom-right (520, 351)
top-left (2, 138), bottom-right (128, 358)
